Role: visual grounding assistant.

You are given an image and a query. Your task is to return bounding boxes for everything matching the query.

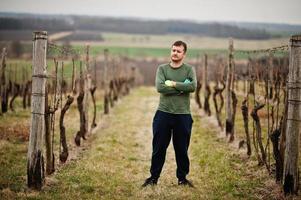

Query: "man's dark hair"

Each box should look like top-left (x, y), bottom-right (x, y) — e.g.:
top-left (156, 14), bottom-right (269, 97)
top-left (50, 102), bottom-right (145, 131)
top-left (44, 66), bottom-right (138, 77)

top-left (172, 41), bottom-right (187, 53)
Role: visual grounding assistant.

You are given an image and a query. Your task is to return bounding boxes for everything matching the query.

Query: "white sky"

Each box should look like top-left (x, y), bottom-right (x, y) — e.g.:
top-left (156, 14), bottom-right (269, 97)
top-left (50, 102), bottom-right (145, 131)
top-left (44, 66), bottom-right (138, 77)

top-left (0, 0), bottom-right (301, 24)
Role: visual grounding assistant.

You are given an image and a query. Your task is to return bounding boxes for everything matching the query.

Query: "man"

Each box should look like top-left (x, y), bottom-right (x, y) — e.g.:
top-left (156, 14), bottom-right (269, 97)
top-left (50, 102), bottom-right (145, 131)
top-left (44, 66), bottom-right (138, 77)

top-left (142, 41), bottom-right (196, 187)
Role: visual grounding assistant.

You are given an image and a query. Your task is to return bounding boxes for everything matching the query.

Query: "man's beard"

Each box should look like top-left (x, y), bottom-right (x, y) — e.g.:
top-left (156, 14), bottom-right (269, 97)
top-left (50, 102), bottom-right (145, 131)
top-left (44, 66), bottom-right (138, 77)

top-left (171, 56), bottom-right (183, 63)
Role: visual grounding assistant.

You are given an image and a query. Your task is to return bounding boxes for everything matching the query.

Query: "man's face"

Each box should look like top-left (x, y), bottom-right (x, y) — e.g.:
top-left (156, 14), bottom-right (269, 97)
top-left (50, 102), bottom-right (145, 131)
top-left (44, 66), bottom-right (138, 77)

top-left (170, 45), bottom-right (185, 62)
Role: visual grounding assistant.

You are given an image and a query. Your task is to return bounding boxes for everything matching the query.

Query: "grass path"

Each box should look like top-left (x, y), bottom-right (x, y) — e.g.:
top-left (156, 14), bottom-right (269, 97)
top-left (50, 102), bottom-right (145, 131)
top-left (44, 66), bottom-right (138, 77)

top-left (1, 87), bottom-right (285, 199)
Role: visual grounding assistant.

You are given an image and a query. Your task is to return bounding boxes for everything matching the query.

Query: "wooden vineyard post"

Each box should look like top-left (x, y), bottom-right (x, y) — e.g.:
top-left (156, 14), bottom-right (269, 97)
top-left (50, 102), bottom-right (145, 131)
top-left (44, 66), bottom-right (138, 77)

top-left (84, 45), bottom-right (91, 135)
top-left (230, 46), bottom-right (238, 143)
top-left (44, 72), bottom-right (52, 175)
top-left (203, 53), bottom-right (207, 101)
top-left (103, 49), bottom-right (109, 114)
top-left (44, 84), bottom-right (55, 174)
top-left (203, 54), bottom-right (211, 116)
top-left (27, 31), bottom-right (47, 190)
top-left (241, 61), bottom-right (251, 156)
top-left (45, 60), bottom-right (58, 174)
top-left (130, 66), bottom-right (136, 88)
top-left (90, 59), bottom-right (97, 129)
top-left (109, 59), bottom-right (115, 108)
top-left (269, 53), bottom-right (274, 99)
top-left (75, 61), bottom-right (86, 146)
top-left (112, 58), bottom-right (118, 102)
top-left (1, 47), bottom-right (8, 113)
top-left (22, 66), bottom-right (27, 109)
top-left (283, 35), bottom-right (301, 195)
top-left (225, 38), bottom-right (234, 138)
top-left (9, 64), bottom-right (20, 112)
top-left (59, 61), bottom-right (74, 162)
top-left (195, 54), bottom-right (202, 109)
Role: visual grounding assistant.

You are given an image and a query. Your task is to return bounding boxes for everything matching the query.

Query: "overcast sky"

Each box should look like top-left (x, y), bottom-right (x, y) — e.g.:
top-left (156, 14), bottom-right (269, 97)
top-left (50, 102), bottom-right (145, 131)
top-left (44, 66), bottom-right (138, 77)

top-left (1, 0), bottom-right (301, 24)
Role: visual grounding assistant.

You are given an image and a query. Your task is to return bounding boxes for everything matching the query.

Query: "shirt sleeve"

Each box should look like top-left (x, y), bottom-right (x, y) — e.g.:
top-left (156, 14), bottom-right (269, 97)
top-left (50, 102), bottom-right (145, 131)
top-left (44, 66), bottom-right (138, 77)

top-left (155, 66), bottom-right (181, 95)
top-left (174, 66), bottom-right (197, 93)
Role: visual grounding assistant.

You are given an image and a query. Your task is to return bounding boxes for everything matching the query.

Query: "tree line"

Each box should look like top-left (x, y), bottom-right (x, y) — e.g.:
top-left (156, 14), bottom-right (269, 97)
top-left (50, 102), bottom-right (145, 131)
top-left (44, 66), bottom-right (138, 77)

top-left (0, 15), bottom-right (272, 40)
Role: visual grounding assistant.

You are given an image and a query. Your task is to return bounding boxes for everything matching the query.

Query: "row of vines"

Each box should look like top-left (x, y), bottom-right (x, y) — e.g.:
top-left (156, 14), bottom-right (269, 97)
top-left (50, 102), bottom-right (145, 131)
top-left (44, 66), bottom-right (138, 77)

top-left (0, 31), bottom-right (139, 190)
top-left (194, 36), bottom-right (301, 195)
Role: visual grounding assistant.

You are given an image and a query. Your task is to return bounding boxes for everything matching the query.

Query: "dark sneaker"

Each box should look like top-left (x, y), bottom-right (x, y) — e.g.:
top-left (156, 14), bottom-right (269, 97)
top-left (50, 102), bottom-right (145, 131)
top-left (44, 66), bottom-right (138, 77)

top-left (141, 177), bottom-right (158, 187)
top-left (178, 178), bottom-right (194, 187)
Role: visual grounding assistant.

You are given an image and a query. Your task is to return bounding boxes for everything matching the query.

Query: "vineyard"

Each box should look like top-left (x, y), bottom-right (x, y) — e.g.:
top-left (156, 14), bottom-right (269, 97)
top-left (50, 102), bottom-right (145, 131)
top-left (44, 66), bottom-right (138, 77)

top-left (0, 31), bottom-right (301, 199)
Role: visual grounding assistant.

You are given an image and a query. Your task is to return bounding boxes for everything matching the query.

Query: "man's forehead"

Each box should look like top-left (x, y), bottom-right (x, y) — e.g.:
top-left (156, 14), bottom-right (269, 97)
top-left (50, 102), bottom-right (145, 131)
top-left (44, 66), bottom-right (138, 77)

top-left (172, 45), bottom-right (185, 50)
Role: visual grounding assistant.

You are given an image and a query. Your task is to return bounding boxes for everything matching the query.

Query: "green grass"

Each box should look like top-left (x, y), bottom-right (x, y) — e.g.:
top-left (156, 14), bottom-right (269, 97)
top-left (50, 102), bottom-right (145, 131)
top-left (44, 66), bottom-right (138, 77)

top-left (73, 45), bottom-right (288, 60)
top-left (0, 141), bottom-right (27, 192)
top-left (234, 50), bottom-right (288, 60)
top-left (4, 59), bottom-right (83, 86)
top-left (72, 45), bottom-right (228, 59)
top-left (191, 115), bottom-right (267, 199)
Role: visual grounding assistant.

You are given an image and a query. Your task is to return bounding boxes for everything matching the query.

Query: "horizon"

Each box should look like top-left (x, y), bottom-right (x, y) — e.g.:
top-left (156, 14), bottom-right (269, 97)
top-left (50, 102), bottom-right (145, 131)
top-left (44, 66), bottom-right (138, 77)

top-left (1, 11), bottom-right (301, 27)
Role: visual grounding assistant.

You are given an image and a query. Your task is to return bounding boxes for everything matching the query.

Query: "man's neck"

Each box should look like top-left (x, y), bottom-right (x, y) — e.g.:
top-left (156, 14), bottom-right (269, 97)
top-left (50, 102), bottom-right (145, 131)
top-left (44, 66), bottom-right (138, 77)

top-left (170, 61), bottom-right (183, 68)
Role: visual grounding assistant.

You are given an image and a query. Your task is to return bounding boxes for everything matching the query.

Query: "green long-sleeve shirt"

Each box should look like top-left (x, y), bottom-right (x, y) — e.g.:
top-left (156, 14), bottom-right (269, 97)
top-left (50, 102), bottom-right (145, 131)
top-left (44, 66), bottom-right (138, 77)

top-left (155, 63), bottom-right (197, 114)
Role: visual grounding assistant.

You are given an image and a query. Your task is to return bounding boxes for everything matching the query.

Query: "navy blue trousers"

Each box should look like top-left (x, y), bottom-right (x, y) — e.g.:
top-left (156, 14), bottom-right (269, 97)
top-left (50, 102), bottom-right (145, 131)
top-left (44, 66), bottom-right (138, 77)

top-left (150, 110), bottom-right (193, 180)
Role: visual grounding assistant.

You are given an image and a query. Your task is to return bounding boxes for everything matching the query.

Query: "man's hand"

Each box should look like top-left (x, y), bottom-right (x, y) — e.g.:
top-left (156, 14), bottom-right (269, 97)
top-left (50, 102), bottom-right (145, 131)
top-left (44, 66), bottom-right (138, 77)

top-left (165, 80), bottom-right (176, 87)
top-left (184, 79), bottom-right (191, 84)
